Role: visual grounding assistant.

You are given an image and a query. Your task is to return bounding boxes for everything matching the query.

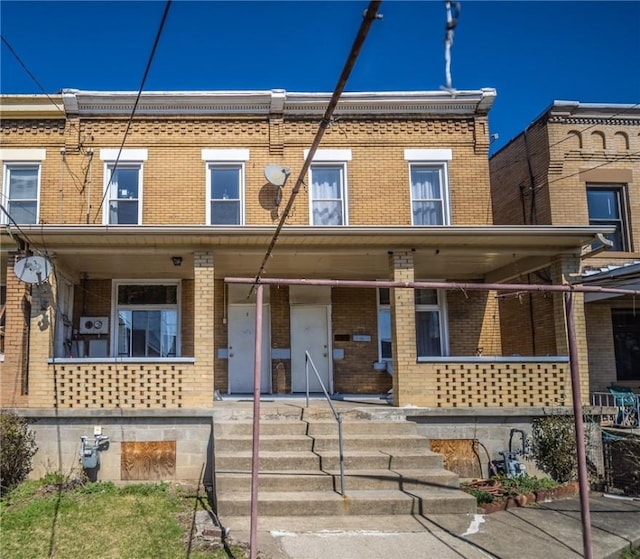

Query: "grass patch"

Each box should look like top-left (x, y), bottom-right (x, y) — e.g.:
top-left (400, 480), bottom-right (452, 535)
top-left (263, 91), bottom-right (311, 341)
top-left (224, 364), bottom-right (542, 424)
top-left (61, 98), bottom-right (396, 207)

top-left (620, 549), bottom-right (640, 559)
top-left (1, 479), bottom-right (249, 559)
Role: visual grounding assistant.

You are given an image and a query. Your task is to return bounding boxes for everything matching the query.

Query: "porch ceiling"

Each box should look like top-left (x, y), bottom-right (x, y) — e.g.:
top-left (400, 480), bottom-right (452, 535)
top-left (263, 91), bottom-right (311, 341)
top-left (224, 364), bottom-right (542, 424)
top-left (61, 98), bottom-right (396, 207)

top-left (2, 224), bottom-right (611, 282)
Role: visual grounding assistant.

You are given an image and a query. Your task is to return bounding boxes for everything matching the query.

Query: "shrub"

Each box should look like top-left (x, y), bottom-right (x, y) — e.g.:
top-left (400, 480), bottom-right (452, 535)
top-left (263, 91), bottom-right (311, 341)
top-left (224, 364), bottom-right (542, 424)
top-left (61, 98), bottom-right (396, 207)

top-left (0, 410), bottom-right (38, 493)
top-left (531, 415), bottom-right (578, 483)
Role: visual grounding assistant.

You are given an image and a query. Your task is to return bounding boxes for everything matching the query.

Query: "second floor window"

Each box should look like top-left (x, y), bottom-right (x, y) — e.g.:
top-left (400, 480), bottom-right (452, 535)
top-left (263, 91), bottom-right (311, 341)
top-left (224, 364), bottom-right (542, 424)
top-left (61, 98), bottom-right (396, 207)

top-left (209, 165), bottom-right (243, 225)
top-left (106, 164), bottom-right (142, 225)
top-left (310, 164), bottom-right (347, 225)
top-left (587, 185), bottom-right (629, 251)
top-left (3, 164), bottom-right (40, 224)
top-left (410, 165), bottom-right (448, 225)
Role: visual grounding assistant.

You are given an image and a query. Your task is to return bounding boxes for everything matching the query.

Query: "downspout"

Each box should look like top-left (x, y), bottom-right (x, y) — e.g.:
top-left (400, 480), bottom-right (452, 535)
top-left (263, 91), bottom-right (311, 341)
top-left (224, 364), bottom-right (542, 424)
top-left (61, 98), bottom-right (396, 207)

top-left (523, 128), bottom-right (537, 225)
top-left (522, 126), bottom-right (538, 355)
top-left (518, 132), bottom-right (538, 355)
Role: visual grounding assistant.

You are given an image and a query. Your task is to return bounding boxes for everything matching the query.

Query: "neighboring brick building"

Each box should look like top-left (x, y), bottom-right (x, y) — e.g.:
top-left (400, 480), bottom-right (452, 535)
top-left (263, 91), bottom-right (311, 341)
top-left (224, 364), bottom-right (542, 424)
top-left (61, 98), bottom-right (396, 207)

top-left (490, 101), bottom-right (640, 395)
top-left (1, 90), bottom-right (610, 481)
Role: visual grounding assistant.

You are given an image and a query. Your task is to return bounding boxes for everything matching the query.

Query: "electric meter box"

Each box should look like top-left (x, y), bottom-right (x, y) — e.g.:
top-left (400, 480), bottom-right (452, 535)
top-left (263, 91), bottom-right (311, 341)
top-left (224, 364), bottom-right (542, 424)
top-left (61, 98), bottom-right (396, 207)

top-left (79, 317), bottom-right (109, 335)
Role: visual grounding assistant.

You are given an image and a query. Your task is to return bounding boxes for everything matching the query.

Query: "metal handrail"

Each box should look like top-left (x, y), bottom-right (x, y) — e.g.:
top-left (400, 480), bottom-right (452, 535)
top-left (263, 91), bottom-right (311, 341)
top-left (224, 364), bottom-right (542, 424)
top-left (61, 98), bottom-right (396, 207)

top-left (304, 350), bottom-right (346, 497)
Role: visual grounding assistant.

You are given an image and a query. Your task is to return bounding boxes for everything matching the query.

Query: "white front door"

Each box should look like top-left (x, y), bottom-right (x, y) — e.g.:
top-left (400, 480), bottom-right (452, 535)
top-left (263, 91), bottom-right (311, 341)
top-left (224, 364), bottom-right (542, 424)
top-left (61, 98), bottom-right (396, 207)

top-left (290, 305), bottom-right (331, 393)
top-left (228, 304), bottom-right (271, 394)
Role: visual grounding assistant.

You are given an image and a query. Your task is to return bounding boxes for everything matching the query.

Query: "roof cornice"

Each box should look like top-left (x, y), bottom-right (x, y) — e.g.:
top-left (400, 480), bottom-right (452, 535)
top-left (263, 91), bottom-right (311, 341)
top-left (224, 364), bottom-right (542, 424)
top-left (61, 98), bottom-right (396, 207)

top-left (0, 94), bottom-right (65, 119)
top-left (56, 88), bottom-right (496, 118)
top-left (547, 100), bottom-right (640, 122)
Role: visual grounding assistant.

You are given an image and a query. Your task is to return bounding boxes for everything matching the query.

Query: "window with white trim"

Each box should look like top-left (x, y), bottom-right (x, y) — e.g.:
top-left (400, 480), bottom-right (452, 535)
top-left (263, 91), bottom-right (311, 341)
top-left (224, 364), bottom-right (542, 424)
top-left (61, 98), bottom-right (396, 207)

top-left (405, 149), bottom-right (451, 226)
top-left (208, 165), bottom-right (243, 225)
top-left (100, 149), bottom-right (147, 225)
top-left (310, 164), bottom-right (347, 225)
top-left (415, 288), bottom-right (448, 357)
top-left (377, 288), bottom-right (392, 361)
top-left (105, 164), bottom-right (142, 224)
top-left (2, 164), bottom-right (40, 224)
top-left (586, 184), bottom-right (629, 251)
top-left (202, 149), bottom-right (249, 225)
top-left (114, 282), bottom-right (180, 358)
top-left (304, 149), bottom-right (351, 226)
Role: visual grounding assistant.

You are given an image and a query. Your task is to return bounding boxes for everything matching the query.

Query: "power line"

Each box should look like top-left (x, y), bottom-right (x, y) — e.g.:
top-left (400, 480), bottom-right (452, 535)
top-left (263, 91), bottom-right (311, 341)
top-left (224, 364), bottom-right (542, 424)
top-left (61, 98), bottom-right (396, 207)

top-left (93, 0), bottom-right (172, 223)
top-left (0, 35), bottom-right (64, 114)
top-left (250, 0), bottom-right (383, 295)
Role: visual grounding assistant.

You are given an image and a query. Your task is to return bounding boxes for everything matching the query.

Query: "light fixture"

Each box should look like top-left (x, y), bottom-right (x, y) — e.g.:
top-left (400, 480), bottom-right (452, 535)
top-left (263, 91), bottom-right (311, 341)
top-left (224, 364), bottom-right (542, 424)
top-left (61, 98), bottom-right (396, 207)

top-left (171, 256), bottom-right (183, 267)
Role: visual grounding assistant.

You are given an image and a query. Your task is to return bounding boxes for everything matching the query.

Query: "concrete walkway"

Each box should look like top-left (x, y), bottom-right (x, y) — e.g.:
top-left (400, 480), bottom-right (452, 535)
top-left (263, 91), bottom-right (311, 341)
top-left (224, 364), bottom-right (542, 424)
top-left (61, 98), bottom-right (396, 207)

top-left (221, 494), bottom-right (640, 559)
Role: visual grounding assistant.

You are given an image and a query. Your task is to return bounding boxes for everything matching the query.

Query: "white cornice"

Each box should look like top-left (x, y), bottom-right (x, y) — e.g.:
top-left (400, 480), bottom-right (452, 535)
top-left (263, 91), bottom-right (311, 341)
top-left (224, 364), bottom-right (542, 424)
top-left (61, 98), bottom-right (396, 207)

top-left (548, 100), bottom-right (640, 121)
top-left (54, 88), bottom-right (496, 118)
top-left (0, 94), bottom-right (65, 119)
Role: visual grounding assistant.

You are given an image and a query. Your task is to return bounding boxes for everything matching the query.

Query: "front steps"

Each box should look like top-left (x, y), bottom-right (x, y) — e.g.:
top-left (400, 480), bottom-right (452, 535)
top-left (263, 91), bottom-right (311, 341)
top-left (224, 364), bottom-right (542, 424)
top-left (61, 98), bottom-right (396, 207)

top-left (213, 403), bottom-right (476, 517)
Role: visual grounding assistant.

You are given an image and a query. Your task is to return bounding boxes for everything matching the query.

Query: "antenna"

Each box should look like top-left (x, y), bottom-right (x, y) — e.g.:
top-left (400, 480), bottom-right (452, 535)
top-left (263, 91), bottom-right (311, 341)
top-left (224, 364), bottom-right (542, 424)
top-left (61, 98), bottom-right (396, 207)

top-left (264, 164), bottom-right (291, 188)
top-left (13, 255), bottom-right (52, 284)
top-left (443, 0), bottom-right (460, 91)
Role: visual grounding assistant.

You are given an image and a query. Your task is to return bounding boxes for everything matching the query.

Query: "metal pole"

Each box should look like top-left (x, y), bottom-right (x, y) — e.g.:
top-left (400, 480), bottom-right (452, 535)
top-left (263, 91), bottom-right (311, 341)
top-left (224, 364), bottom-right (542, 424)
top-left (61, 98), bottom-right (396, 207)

top-left (564, 291), bottom-right (593, 559)
top-left (305, 352), bottom-right (310, 409)
top-left (249, 283), bottom-right (264, 559)
top-left (337, 414), bottom-right (345, 496)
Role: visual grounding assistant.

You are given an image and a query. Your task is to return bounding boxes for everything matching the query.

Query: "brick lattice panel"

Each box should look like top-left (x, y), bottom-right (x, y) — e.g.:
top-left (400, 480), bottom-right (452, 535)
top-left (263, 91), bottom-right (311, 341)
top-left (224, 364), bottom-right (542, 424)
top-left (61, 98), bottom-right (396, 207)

top-left (54, 364), bottom-right (183, 409)
top-left (435, 362), bottom-right (568, 407)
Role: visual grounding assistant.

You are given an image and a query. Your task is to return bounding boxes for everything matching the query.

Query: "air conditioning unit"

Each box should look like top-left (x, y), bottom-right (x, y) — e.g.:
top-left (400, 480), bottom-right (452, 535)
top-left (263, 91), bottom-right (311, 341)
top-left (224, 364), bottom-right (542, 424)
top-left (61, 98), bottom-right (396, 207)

top-left (79, 316), bottom-right (109, 335)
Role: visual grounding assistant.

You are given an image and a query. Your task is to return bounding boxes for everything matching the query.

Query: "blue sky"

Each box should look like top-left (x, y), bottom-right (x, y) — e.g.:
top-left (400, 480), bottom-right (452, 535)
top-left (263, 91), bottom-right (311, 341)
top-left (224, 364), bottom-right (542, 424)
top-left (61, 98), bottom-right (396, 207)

top-left (1, 1), bottom-right (638, 151)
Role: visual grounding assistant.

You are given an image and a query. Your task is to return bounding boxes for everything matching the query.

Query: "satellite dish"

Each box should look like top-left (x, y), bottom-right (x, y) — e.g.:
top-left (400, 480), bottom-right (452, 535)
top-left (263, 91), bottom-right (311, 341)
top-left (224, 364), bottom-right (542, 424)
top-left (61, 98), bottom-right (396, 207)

top-left (13, 255), bottom-right (52, 284)
top-left (264, 164), bottom-right (291, 187)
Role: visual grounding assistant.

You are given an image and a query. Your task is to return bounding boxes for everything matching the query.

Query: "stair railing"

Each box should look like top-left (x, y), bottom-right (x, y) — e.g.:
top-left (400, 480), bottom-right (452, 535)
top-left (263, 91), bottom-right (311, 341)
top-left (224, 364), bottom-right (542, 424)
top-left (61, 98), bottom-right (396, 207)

top-left (305, 350), bottom-right (345, 497)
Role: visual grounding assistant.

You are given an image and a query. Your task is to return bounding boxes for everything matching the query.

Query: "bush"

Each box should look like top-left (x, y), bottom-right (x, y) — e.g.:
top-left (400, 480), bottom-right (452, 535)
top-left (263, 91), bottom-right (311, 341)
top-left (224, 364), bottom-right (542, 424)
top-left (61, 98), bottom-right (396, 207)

top-left (0, 410), bottom-right (38, 493)
top-left (531, 415), bottom-right (578, 483)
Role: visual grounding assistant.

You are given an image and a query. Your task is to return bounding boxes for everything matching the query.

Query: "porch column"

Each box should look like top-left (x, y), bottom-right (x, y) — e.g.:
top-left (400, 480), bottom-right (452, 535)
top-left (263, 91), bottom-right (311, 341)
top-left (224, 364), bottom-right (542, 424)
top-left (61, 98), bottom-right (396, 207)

top-left (389, 251), bottom-right (434, 407)
top-left (190, 251), bottom-right (215, 407)
top-left (551, 255), bottom-right (589, 402)
top-left (25, 266), bottom-right (56, 408)
top-left (1, 252), bottom-right (31, 407)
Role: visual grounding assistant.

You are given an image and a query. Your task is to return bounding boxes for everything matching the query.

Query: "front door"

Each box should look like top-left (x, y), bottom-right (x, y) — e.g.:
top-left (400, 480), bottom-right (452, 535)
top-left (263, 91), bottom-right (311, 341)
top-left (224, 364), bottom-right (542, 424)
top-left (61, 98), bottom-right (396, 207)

top-left (228, 304), bottom-right (271, 394)
top-left (290, 305), bottom-right (331, 393)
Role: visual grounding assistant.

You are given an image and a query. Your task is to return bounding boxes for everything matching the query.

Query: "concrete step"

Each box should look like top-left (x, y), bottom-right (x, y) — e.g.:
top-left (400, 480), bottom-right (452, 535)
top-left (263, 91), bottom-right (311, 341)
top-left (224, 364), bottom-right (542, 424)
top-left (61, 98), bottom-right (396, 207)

top-left (306, 420), bottom-right (419, 436)
top-left (216, 488), bottom-right (477, 516)
top-left (215, 468), bottom-right (460, 493)
top-left (215, 435), bottom-right (312, 452)
top-left (216, 471), bottom-right (336, 492)
top-left (215, 451), bottom-right (320, 471)
top-left (214, 420), bottom-right (306, 437)
top-left (309, 434), bottom-right (429, 452)
top-left (215, 433), bottom-right (430, 453)
top-left (317, 450), bottom-right (444, 471)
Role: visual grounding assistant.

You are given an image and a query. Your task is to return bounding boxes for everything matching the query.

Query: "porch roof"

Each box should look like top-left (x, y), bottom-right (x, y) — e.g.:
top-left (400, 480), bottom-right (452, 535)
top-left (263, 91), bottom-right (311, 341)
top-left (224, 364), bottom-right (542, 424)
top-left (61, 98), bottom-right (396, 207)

top-left (2, 224), bottom-right (612, 282)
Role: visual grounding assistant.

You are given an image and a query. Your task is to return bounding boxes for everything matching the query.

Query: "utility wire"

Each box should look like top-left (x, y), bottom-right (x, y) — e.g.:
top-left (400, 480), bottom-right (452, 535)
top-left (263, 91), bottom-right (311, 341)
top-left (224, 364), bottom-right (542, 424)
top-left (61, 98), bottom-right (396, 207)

top-left (92, 0), bottom-right (172, 223)
top-left (1, 35), bottom-right (65, 114)
top-left (250, 0), bottom-right (383, 295)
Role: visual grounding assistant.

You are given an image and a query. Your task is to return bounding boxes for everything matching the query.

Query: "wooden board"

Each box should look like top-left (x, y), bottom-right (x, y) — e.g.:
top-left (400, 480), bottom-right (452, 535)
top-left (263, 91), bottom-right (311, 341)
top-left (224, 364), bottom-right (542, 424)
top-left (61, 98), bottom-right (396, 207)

top-left (121, 441), bottom-right (176, 480)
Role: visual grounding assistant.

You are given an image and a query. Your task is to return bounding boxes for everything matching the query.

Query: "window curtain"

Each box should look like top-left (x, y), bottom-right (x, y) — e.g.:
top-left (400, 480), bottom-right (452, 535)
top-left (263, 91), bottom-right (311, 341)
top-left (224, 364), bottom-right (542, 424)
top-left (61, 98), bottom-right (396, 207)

top-left (312, 169), bottom-right (342, 225)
